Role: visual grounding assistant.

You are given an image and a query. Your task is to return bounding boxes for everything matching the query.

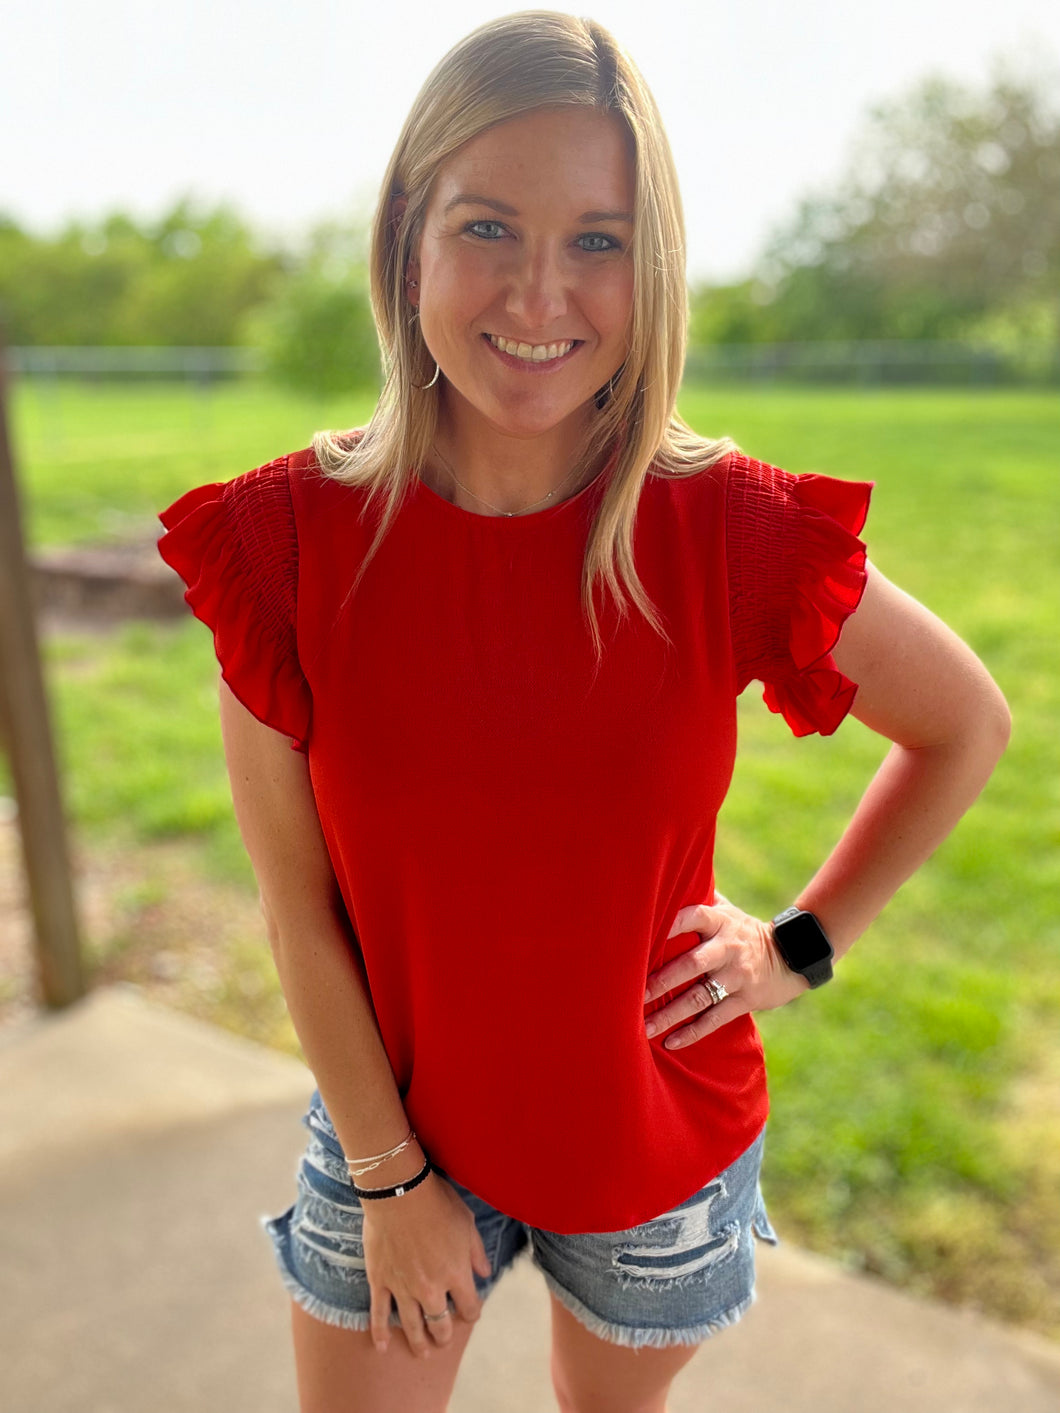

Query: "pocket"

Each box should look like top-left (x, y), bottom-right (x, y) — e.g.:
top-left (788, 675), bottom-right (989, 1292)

top-left (751, 1184), bottom-right (780, 1246)
top-left (292, 1174), bottom-right (368, 1269)
top-left (304, 1087), bottom-right (346, 1159)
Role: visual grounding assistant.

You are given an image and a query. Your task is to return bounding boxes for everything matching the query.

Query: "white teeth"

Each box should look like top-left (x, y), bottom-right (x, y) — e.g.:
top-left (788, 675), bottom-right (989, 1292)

top-left (489, 335), bottom-right (575, 362)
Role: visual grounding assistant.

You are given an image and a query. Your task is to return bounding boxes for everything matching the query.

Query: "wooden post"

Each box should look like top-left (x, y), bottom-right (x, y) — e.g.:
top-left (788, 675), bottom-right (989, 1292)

top-left (0, 330), bottom-right (85, 1007)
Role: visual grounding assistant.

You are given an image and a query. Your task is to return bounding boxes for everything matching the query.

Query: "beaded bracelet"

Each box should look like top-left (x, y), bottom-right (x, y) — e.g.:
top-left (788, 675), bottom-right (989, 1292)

top-left (350, 1154), bottom-right (433, 1200)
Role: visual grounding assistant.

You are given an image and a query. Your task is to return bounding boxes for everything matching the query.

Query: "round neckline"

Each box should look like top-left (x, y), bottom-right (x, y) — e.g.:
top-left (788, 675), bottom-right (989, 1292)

top-left (411, 448), bottom-right (616, 527)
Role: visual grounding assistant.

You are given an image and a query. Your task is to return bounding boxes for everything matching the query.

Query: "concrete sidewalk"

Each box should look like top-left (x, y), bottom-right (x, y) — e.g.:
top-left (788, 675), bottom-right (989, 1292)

top-left (2, 985), bottom-right (1058, 1413)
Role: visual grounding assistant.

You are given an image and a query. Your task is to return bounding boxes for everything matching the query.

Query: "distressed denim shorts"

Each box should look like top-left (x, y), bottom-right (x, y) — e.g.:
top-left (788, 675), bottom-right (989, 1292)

top-left (262, 1088), bottom-right (779, 1351)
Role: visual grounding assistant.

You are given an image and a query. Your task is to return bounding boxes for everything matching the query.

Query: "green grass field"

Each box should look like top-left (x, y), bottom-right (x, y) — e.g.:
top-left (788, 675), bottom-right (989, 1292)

top-left (6, 378), bottom-right (1059, 1336)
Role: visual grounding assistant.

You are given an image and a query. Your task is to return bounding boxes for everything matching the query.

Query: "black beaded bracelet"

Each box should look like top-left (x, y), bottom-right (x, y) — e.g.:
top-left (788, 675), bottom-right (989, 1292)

top-left (350, 1155), bottom-right (433, 1200)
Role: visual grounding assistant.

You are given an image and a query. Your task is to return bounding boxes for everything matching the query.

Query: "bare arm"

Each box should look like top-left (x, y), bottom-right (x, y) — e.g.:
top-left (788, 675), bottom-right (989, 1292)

top-left (644, 560), bottom-right (1011, 1041)
top-left (217, 676), bottom-right (426, 1186)
top-left (218, 676), bottom-right (491, 1352)
top-left (799, 559), bottom-right (1011, 955)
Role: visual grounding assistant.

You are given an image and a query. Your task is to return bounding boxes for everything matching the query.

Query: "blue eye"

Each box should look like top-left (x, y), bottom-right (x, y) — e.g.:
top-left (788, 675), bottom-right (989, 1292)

top-left (467, 220), bottom-right (507, 239)
top-left (464, 222), bottom-right (622, 251)
top-left (577, 233), bottom-right (621, 253)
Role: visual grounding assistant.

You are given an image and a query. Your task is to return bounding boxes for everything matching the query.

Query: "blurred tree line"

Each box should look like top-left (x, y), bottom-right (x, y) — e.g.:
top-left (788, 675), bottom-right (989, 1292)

top-left (1, 62), bottom-right (1057, 387)
top-left (0, 197), bottom-right (378, 392)
top-left (691, 63), bottom-right (1060, 378)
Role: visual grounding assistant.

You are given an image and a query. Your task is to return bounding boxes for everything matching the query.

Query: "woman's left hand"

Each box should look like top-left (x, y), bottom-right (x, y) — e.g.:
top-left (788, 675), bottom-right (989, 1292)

top-left (643, 897), bottom-right (808, 1049)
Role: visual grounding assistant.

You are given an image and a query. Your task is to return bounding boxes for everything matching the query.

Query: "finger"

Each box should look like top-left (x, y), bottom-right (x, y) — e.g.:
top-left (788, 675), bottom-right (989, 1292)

top-left (395, 1295), bottom-right (432, 1358)
top-left (471, 1228), bottom-right (493, 1281)
top-left (422, 1295), bottom-right (455, 1347)
top-left (646, 939), bottom-right (728, 1002)
top-left (667, 902), bottom-right (725, 940)
top-left (453, 1279), bottom-right (484, 1324)
top-left (369, 1284), bottom-right (393, 1353)
top-left (645, 976), bottom-right (724, 1036)
top-left (662, 996), bottom-right (746, 1049)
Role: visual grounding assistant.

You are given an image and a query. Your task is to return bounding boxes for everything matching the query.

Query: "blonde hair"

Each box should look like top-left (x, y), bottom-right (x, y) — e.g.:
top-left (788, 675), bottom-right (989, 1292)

top-left (312, 9), bottom-right (735, 656)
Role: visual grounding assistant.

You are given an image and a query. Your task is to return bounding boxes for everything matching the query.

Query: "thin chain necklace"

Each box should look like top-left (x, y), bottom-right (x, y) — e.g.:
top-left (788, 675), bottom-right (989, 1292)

top-left (431, 444), bottom-right (586, 518)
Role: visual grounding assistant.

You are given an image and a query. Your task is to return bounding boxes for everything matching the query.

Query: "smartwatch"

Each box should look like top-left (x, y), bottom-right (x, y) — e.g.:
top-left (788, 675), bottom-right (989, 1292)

top-left (771, 907), bottom-right (834, 989)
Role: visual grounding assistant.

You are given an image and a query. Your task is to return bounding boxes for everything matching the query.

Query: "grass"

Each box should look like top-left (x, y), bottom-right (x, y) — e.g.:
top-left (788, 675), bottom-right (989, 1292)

top-left (5, 377), bottom-right (1059, 1337)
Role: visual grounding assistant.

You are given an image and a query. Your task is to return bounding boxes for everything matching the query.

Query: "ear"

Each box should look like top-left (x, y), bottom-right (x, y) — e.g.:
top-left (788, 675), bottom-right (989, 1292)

top-left (404, 257), bottom-right (421, 308)
top-left (390, 195), bottom-right (421, 308)
top-left (389, 193), bottom-right (408, 228)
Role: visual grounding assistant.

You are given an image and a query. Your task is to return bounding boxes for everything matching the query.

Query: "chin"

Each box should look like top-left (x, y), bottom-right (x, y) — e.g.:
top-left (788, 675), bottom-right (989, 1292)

top-left (482, 395), bottom-right (597, 442)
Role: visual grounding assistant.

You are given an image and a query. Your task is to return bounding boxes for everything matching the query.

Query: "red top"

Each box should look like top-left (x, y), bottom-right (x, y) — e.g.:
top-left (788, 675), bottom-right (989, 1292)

top-left (158, 445), bottom-right (871, 1233)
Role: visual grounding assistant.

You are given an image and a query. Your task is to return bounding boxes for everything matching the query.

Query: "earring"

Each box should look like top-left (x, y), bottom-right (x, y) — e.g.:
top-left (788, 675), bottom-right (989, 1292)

top-left (407, 279), bottom-right (418, 288)
top-left (411, 359), bottom-right (440, 390)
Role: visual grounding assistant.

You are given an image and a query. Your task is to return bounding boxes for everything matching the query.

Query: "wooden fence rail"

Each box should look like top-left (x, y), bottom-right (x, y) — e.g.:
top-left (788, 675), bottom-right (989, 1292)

top-left (0, 332), bottom-right (85, 1009)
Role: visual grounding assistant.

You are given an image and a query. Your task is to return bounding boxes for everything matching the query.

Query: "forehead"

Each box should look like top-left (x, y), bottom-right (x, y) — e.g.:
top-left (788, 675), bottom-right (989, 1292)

top-left (431, 107), bottom-right (634, 210)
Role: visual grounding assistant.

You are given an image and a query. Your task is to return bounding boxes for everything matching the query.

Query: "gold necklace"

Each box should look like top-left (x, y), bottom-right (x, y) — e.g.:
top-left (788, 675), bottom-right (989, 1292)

top-left (431, 445), bottom-right (585, 518)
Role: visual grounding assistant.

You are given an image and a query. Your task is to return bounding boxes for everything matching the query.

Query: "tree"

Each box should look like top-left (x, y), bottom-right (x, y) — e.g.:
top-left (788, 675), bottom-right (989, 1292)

top-left (241, 214), bottom-right (380, 395)
top-left (247, 269), bottom-right (380, 395)
top-left (0, 199), bottom-right (285, 347)
top-left (691, 61), bottom-right (1060, 350)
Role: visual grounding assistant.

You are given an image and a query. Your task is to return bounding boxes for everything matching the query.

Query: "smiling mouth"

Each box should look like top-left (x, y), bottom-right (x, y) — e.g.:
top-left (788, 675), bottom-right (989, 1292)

top-left (486, 334), bottom-right (579, 363)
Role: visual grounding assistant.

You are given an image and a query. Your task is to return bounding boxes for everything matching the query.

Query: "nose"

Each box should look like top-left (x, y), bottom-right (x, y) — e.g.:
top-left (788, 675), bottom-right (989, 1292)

top-left (504, 243), bottom-right (569, 332)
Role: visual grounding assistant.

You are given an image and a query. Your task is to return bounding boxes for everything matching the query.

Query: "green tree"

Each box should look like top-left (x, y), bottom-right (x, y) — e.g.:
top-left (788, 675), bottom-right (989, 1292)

top-left (690, 61), bottom-right (1060, 352)
top-left (242, 214), bottom-right (380, 395)
top-left (0, 198), bottom-right (285, 346)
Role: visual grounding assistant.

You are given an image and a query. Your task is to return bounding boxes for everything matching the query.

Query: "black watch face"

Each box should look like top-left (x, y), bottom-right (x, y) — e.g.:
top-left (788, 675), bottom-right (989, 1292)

top-left (776, 912), bottom-right (832, 968)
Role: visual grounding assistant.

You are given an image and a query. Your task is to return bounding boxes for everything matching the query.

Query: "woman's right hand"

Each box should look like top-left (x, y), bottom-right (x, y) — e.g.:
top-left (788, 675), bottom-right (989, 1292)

top-left (361, 1168), bottom-right (493, 1357)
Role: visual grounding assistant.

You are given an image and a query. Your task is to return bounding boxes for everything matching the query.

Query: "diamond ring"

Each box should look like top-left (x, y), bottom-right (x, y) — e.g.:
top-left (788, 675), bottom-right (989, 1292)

top-left (704, 977), bottom-right (728, 1007)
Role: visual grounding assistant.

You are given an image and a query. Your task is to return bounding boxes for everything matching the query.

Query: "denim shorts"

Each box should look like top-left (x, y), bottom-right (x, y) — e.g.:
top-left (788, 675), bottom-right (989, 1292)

top-left (261, 1088), bottom-right (779, 1351)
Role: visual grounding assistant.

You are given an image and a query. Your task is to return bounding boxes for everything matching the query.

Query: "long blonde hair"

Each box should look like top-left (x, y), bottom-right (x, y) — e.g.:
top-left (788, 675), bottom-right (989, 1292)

top-left (312, 10), bottom-right (734, 655)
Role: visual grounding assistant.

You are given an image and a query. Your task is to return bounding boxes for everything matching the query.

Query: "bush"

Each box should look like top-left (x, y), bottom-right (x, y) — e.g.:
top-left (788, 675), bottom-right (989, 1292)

top-left (247, 269), bottom-right (381, 396)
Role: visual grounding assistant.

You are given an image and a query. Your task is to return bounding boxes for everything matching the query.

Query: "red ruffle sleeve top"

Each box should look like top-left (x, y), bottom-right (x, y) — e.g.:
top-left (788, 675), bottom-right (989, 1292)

top-left (157, 446), bottom-right (871, 1233)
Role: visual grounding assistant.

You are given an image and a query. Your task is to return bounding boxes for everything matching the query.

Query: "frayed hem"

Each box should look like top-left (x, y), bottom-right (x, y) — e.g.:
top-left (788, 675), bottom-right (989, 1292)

top-left (259, 1212), bottom-right (392, 1334)
top-left (534, 1259), bottom-right (758, 1350)
top-left (257, 1212), bottom-right (519, 1333)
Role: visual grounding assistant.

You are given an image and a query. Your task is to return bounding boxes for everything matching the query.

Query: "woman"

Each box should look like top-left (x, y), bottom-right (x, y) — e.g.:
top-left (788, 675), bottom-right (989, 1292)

top-left (157, 12), bottom-right (1010, 1413)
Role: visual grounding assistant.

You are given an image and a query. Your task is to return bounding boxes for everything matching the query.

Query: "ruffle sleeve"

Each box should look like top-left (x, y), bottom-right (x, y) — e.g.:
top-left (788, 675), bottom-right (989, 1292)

top-left (726, 455), bottom-right (872, 737)
top-left (156, 455), bottom-right (312, 753)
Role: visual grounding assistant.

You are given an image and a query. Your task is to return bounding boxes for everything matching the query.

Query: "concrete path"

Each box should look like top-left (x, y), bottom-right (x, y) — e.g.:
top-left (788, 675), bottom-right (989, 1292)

top-left (2, 985), bottom-right (1058, 1413)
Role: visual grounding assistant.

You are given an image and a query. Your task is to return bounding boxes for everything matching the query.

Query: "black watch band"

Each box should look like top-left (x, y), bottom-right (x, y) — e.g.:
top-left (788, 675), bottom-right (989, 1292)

top-left (771, 907), bottom-right (834, 989)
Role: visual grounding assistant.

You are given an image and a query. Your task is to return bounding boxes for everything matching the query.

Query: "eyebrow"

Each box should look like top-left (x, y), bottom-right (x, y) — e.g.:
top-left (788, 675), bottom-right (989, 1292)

top-left (443, 194), bottom-right (633, 223)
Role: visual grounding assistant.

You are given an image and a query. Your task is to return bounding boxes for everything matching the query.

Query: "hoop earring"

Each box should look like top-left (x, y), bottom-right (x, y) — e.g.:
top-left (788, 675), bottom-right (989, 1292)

top-left (412, 359), bottom-right (440, 390)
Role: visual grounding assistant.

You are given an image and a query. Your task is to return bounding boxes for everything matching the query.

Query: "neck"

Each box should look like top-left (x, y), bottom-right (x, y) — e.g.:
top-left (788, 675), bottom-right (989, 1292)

top-left (427, 395), bottom-right (596, 516)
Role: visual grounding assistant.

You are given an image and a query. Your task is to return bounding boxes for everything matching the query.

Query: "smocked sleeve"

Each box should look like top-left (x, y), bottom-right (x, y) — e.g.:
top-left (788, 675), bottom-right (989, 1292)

top-left (726, 455), bottom-right (873, 737)
top-left (156, 455), bottom-right (311, 753)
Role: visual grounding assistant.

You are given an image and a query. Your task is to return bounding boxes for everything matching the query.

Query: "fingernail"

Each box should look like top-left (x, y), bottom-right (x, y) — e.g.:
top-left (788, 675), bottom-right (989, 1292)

top-left (644, 987), bottom-right (652, 1003)
top-left (644, 1019), bottom-right (657, 1037)
top-left (664, 1035), bottom-right (682, 1049)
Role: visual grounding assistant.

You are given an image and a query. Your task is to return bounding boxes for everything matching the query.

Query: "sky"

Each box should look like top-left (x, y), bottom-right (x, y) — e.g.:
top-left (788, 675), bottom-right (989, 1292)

top-left (4, 0), bottom-right (1059, 283)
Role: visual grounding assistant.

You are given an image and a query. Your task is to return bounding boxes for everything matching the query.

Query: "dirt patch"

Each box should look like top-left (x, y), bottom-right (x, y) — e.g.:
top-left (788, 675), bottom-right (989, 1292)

top-left (0, 812), bottom-right (300, 1056)
top-left (28, 538), bottom-right (187, 625)
top-left (1, 594), bottom-right (298, 1049)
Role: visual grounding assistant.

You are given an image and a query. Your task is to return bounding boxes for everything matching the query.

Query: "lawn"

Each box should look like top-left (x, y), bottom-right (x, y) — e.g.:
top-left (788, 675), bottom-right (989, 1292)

top-left (5, 378), bottom-right (1059, 1337)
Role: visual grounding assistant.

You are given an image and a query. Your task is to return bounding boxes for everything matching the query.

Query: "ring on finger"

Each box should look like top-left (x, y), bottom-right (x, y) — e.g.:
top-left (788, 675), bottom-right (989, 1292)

top-left (703, 976), bottom-right (728, 1007)
top-left (423, 1307), bottom-right (450, 1322)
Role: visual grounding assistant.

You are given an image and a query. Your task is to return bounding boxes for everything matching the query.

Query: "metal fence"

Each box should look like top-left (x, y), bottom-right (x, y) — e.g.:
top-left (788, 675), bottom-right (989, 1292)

top-left (683, 339), bottom-right (1059, 386)
top-left (7, 341), bottom-right (1058, 387)
top-left (8, 346), bottom-right (263, 381)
